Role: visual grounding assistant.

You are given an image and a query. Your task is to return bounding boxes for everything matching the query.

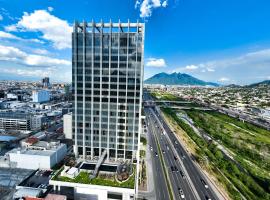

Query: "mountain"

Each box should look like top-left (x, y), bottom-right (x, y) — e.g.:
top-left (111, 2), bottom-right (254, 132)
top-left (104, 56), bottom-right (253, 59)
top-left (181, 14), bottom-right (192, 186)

top-left (247, 80), bottom-right (270, 87)
top-left (224, 84), bottom-right (241, 88)
top-left (144, 72), bottom-right (219, 86)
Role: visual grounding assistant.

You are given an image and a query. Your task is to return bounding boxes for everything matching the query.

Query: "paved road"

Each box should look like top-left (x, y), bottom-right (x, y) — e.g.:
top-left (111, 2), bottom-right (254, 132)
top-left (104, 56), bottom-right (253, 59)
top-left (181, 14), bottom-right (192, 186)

top-left (146, 118), bottom-right (170, 200)
top-left (152, 106), bottom-right (219, 200)
top-left (145, 108), bottom-right (197, 200)
top-left (144, 91), bottom-right (219, 200)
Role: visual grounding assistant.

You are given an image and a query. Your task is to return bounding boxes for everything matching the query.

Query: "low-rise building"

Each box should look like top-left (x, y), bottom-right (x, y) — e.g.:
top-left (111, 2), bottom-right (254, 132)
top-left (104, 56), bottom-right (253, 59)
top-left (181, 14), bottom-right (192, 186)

top-left (31, 115), bottom-right (45, 130)
top-left (8, 141), bottom-right (67, 170)
top-left (32, 90), bottom-right (50, 103)
top-left (0, 112), bottom-right (45, 131)
top-left (0, 112), bottom-right (31, 131)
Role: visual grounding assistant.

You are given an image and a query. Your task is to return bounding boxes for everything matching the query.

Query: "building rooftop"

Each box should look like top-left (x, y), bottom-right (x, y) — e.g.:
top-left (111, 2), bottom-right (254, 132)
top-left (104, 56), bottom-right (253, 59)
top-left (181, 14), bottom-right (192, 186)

top-left (0, 167), bottom-right (34, 188)
top-left (0, 135), bottom-right (17, 142)
top-left (8, 141), bottom-right (66, 157)
top-left (0, 111), bottom-right (33, 119)
top-left (13, 188), bottom-right (42, 199)
top-left (44, 194), bottom-right (66, 200)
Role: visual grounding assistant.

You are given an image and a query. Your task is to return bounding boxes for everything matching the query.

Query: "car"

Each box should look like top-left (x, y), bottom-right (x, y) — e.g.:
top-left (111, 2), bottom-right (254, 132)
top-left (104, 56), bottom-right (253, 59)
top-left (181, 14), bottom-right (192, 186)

top-left (205, 195), bottom-right (211, 200)
top-left (162, 150), bottom-right (165, 154)
top-left (166, 145), bottom-right (169, 150)
top-left (155, 152), bottom-right (158, 157)
top-left (180, 151), bottom-right (185, 159)
top-left (175, 140), bottom-right (178, 144)
top-left (175, 166), bottom-right (179, 172)
top-left (180, 170), bottom-right (185, 178)
top-left (201, 178), bottom-right (208, 189)
top-left (178, 187), bottom-right (185, 199)
top-left (174, 155), bottom-right (178, 160)
top-left (171, 166), bottom-right (174, 172)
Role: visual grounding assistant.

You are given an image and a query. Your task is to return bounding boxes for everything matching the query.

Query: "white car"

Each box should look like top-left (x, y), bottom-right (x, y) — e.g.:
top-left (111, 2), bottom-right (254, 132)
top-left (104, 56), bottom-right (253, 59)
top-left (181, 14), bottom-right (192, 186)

top-left (201, 179), bottom-right (209, 189)
top-left (178, 188), bottom-right (185, 199)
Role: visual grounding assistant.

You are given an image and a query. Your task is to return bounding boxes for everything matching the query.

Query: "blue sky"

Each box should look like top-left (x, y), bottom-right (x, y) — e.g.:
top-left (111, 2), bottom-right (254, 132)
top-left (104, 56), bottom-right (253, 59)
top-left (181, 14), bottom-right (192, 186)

top-left (0, 0), bottom-right (270, 85)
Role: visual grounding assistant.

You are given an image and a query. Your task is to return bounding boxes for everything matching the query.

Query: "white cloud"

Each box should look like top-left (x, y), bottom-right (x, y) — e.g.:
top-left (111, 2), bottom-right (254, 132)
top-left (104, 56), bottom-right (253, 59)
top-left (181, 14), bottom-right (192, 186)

top-left (48, 7), bottom-right (54, 12)
top-left (207, 67), bottom-right (215, 72)
top-left (135, 0), bottom-right (141, 8)
top-left (185, 65), bottom-right (198, 70)
top-left (0, 14), bottom-right (3, 21)
top-left (196, 48), bottom-right (270, 71)
top-left (146, 58), bottom-right (166, 67)
top-left (219, 77), bottom-right (230, 82)
top-left (162, 0), bottom-right (168, 7)
top-left (152, 0), bottom-right (161, 7)
top-left (140, 0), bottom-right (152, 18)
top-left (0, 30), bottom-right (44, 44)
top-left (170, 48), bottom-right (270, 84)
top-left (0, 44), bottom-right (70, 67)
top-left (5, 25), bottom-right (17, 32)
top-left (28, 38), bottom-right (45, 44)
top-left (174, 48), bottom-right (270, 74)
top-left (172, 64), bottom-right (199, 73)
top-left (24, 54), bottom-right (70, 67)
top-left (2, 68), bottom-right (54, 78)
top-left (0, 45), bottom-right (26, 61)
top-left (0, 31), bottom-right (20, 40)
top-left (137, 0), bottom-right (169, 18)
top-left (6, 10), bottom-right (72, 49)
top-left (32, 48), bottom-right (49, 55)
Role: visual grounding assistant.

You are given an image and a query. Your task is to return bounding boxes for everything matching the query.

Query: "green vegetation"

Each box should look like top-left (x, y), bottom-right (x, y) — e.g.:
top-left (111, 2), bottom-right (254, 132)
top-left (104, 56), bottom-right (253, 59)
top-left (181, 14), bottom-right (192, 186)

top-left (150, 91), bottom-right (201, 108)
top-left (150, 91), bottom-right (184, 101)
top-left (140, 150), bottom-right (146, 158)
top-left (186, 110), bottom-right (270, 193)
top-left (140, 136), bottom-right (147, 145)
top-left (187, 110), bottom-right (270, 169)
top-left (162, 107), bottom-right (270, 200)
top-left (54, 170), bottom-right (135, 189)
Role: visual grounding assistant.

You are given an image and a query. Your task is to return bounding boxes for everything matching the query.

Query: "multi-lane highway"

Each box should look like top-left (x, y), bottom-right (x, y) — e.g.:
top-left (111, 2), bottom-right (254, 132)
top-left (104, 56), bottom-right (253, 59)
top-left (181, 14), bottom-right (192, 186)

top-left (144, 91), bottom-right (219, 200)
top-left (146, 107), bottom-right (197, 200)
top-left (146, 113), bottom-right (170, 200)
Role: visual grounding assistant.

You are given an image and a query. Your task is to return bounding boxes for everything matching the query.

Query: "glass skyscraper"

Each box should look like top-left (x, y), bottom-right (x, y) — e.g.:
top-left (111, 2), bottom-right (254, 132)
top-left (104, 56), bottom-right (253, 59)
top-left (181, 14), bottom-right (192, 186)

top-left (72, 21), bottom-right (144, 161)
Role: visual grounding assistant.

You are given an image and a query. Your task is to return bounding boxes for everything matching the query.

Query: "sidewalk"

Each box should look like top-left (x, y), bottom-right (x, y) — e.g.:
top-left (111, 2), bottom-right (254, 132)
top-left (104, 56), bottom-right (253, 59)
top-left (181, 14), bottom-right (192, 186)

top-left (138, 132), bottom-right (156, 200)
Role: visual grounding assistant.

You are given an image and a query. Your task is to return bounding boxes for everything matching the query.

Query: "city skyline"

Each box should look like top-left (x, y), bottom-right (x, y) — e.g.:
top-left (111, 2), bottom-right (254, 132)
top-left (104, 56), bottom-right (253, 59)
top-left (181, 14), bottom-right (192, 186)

top-left (0, 0), bottom-right (270, 85)
top-left (0, 2), bottom-right (269, 199)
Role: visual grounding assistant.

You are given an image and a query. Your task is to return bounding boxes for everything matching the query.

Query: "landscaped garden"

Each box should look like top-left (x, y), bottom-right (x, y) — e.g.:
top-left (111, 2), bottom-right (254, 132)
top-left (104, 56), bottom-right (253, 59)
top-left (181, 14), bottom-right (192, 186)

top-left (52, 168), bottom-right (135, 189)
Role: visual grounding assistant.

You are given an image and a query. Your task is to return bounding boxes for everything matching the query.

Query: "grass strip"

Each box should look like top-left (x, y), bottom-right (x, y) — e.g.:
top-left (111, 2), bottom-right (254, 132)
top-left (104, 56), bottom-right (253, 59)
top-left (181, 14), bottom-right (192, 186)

top-left (161, 107), bottom-right (270, 200)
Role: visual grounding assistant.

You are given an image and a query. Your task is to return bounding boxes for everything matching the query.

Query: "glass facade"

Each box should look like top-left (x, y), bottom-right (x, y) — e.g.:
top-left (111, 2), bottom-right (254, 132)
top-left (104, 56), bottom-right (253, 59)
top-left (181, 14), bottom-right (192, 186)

top-left (72, 22), bottom-right (144, 161)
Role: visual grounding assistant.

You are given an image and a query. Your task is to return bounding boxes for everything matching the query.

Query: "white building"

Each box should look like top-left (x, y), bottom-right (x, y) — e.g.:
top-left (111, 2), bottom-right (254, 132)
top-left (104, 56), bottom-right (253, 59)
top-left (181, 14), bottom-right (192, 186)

top-left (7, 93), bottom-right (18, 99)
top-left (63, 113), bottom-right (72, 139)
top-left (30, 115), bottom-right (45, 130)
top-left (49, 180), bottom-right (135, 200)
top-left (32, 90), bottom-right (50, 103)
top-left (8, 141), bottom-right (67, 170)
